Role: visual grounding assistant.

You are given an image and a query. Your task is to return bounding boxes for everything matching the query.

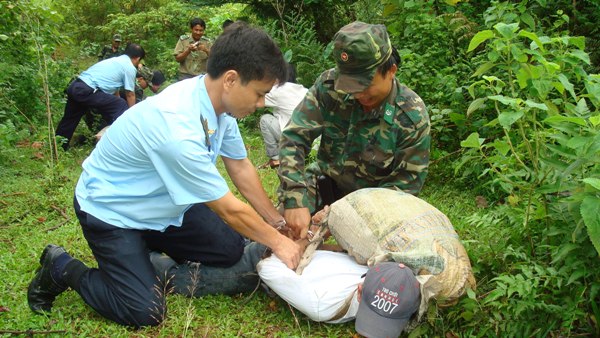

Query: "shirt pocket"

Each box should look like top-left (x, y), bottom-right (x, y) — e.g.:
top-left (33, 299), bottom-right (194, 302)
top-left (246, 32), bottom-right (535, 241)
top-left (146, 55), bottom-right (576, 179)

top-left (356, 125), bottom-right (397, 178)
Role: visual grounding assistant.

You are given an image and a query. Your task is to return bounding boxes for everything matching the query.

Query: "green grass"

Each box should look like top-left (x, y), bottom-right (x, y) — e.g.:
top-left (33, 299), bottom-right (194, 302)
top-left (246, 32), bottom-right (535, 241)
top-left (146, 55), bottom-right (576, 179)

top-left (0, 126), bottom-right (480, 337)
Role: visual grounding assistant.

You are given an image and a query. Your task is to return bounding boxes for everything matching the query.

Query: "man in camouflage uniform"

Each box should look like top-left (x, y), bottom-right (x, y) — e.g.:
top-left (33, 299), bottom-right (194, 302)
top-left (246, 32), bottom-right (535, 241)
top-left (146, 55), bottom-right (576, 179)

top-left (278, 21), bottom-right (431, 239)
top-left (119, 65), bottom-right (166, 104)
top-left (98, 34), bottom-right (123, 61)
top-left (174, 18), bottom-right (212, 81)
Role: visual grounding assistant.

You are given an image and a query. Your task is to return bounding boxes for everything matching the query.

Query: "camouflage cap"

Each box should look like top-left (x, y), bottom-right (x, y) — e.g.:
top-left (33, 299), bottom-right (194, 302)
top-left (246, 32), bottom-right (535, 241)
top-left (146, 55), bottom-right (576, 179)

top-left (137, 65), bottom-right (154, 83)
top-left (113, 34), bottom-right (122, 42)
top-left (332, 21), bottom-right (392, 93)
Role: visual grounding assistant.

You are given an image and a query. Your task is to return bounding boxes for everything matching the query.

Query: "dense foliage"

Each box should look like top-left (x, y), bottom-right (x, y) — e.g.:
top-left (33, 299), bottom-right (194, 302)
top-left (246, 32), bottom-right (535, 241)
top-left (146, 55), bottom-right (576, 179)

top-left (0, 0), bottom-right (598, 336)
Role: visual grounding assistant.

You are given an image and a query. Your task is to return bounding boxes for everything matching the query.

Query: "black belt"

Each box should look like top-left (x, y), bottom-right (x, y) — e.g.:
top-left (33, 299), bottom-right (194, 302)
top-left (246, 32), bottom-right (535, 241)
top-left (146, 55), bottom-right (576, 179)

top-left (74, 78), bottom-right (98, 92)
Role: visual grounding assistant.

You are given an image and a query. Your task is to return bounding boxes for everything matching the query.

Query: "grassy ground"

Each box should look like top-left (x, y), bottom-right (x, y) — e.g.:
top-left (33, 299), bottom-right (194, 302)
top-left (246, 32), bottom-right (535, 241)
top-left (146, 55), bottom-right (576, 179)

top-left (0, 126), bottom-right (479, 337)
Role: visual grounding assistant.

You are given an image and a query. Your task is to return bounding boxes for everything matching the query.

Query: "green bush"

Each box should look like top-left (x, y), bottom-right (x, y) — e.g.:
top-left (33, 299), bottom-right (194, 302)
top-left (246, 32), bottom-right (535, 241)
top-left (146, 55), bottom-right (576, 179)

top-left (452, 2), bottom-right (600, 335)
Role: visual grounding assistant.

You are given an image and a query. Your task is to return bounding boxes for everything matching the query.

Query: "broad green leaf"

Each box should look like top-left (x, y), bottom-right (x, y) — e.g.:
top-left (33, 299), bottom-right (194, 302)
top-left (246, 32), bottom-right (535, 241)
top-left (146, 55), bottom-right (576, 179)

top-left (461, 311), bottom-right (474, 321)
top-left (532, 79), bottom-right (553, 99)
top-left (568, 36), bottom-right (586, 50)
top-left (569, 50), bottom-right (591, 65)
top-left (544, 100), bottom-right (559, 116)
top-left (483, 75), bottom-right (503, 84)
top-left (449, 112), bottom-right (466, 124)
top-left (520, 12), bottom-right (535, 30)
top-left (488, 95), bottom-right (518, 106)
top-left (283, 49), bottom-right (293, 62)
top-left (466, 287), bottom-right (476, 300)
top-left (541, 59), bottom-right (560, 73)
top-left (567, 269), bottom-right (586, 285)
top-left (491, 140), bottom-right (510, 155)
top-left (494, 22), bottom-right (519, 39)
top-left (461, 132), bottom-right (484, 148)
top-left (566, 136), bottom-right (591, 150)
top-left (581, 196), bottom-right (600, 256)
top-left (518, 30), bottom-right (546, 52)
top-left (582, 178), bottom-right (600, 191)
top-left (590, 115), bottom-right (600, 126)
top-left (575, 98), bottom-right (590, 115)
top-left (516, 67), bottom-right (531, 89)
top-left (0, 34), bottom-right (9, 41)
top-left (511, 45), bottom-right (528, 63)
top-left (488, 49), bottom-right (500, 62)
top-left (524, 100), bottom-right (547, 110)
top-left (585, 80), bottom-right (600, 106)
top-left (467, 98), bottom-right (486, 116)
top-left (468, 30), bottom-right (494, 52)
top-left (471, 61), bottom-right (497, 78)
top-left (539, 156), bottom-right (569, 171)
top-left (498, 111), bottom-right (524, 129)
top-left (558, 74), bottom-right (577, 100)
top-left (546, 143), bottom-right (579, 159)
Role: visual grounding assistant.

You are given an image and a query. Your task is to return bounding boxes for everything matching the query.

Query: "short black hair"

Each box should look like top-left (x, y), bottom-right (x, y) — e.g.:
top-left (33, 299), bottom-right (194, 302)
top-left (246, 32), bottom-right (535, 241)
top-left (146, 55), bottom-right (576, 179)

top-left (378, 46), bottom-right (400, 76)
top-left (190, 18), bottom-right (206, 29)
top-left (206, 22), bottom-right (286, 85)
top-left (222, 19), bottom-right (234, 30)
top-left (124, 43), bottom-right (145, 60)
top-left (151, 70), bottom-right (166, 86)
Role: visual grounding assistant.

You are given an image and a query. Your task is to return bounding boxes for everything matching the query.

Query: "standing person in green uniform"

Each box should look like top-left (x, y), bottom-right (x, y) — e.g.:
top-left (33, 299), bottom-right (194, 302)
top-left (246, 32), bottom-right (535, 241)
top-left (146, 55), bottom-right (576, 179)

top-left (277, 21), bottom-right (431, 240)
top-left (98, 34), bottom-right (123, 61)
top-left (174, 18), bottom-right (211, 81)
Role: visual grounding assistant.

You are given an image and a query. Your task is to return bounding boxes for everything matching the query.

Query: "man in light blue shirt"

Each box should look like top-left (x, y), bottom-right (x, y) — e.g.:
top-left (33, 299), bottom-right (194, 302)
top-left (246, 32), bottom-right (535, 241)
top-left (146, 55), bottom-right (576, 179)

top-left (28, 23), bottom-right (301, 327)
top-left (55, 43), bottom-right (145, 150)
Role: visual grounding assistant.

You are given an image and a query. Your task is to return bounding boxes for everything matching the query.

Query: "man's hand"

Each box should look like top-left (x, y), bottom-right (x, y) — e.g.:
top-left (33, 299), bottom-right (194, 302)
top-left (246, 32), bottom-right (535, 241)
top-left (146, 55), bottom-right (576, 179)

top-left (283, 207), bottom-right (311, 240)
top-left (271, 235), bottom-right (302, 269)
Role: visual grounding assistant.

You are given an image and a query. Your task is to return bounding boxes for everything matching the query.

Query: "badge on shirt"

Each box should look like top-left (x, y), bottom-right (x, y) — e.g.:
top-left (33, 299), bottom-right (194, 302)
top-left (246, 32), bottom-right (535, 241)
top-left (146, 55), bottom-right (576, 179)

top-left (201, 116), bottom-right (215, 152)
top-left (383, 103), bottom-right (395, 125)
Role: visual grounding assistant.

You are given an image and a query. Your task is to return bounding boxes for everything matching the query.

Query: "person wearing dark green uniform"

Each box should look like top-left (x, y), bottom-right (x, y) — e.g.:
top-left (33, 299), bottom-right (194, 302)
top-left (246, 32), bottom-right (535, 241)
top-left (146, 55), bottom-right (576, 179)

top-left (174, 18), bottom-right (212, 81)
top-left (119, 65), bottom-right (166, 104)
top-left (278, 21), bottom-right (431, 239)
top-left (98, 34), bottom-right (123, 61)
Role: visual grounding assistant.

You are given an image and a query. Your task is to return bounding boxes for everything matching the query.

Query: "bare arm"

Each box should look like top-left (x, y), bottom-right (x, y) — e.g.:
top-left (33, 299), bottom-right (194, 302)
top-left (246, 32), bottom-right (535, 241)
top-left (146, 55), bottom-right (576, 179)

top-left (123, 90), bottom-right (135, 107)
top-left (222, 157), bottom-right (282, 226)
top-left (205, 191), bottom-right (301, 269)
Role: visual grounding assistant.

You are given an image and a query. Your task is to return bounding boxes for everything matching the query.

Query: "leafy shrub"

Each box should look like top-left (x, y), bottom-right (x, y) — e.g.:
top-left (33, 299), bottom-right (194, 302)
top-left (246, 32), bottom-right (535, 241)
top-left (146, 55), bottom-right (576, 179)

top-left (451, 2), bottom-right (600, 335)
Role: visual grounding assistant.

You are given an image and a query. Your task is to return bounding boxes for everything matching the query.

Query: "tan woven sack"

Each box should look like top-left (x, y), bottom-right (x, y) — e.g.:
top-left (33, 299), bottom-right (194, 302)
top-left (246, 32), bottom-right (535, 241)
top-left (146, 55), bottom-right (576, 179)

top-left (326, 188), bottom-right (476, 304)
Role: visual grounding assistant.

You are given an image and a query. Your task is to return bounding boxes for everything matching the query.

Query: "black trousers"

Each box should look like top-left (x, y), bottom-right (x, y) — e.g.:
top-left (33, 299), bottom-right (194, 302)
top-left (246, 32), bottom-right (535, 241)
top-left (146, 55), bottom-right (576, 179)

top-left (55, 79), bottom-right (128, 149)
top-left (71, 197), bottom-right (245, 327)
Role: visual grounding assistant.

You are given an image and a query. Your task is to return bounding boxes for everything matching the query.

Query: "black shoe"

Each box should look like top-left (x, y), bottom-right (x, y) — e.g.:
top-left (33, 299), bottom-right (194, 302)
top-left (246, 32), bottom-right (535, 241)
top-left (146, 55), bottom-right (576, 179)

top-left (27, 244), bottom-right (69, 313)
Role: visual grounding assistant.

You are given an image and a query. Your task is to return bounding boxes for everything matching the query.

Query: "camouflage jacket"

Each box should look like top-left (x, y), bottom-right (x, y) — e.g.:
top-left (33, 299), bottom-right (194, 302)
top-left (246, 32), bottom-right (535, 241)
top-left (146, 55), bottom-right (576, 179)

top-left (98, 45), bottom-right (122, 61)
top-left (278, 69), bottom-right (430, 209)
top-left (173, 35), bottom-right (211, 76)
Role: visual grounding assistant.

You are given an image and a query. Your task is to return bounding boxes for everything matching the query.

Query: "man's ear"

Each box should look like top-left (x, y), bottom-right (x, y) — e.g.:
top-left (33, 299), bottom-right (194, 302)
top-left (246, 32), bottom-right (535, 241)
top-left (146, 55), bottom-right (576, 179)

top-left (222, 70), bottom-right (239, 90)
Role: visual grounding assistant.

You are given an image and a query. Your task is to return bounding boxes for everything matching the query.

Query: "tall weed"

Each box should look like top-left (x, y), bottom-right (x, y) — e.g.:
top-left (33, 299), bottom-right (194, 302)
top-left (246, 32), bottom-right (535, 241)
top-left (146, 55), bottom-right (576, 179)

top-left (455, 1), bottom-right (599, 335)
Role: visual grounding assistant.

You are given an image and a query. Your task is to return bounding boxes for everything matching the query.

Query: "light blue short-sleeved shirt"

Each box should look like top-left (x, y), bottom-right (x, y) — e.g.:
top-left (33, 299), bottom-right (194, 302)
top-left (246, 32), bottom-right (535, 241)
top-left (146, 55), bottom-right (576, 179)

top-left (75, 76), bottom-right (247, 231)
top-left (78, 54), bottom-right (137, 94)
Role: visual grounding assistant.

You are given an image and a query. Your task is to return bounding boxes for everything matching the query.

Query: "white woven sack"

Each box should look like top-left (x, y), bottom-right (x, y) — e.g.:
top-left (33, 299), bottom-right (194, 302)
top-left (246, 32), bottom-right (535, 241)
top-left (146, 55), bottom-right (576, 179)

top-left (326, 188), bottom-right (476, 304)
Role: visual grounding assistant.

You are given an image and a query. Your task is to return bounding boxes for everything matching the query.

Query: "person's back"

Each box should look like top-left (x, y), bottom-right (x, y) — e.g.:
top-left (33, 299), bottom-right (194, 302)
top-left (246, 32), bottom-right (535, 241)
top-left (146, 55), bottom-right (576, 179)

top-left (55, 43), bottom-right (145, 149)
top-left (258, 62), bottom-right (308, 169)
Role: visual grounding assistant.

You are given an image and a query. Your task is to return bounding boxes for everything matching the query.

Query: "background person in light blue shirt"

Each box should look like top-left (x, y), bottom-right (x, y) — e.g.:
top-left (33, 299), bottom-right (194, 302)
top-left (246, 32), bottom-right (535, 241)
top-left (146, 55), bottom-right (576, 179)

top-left (28, 22), bottom-right (302, 328)
top-left (55, 43), bottom-right (145, 150)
